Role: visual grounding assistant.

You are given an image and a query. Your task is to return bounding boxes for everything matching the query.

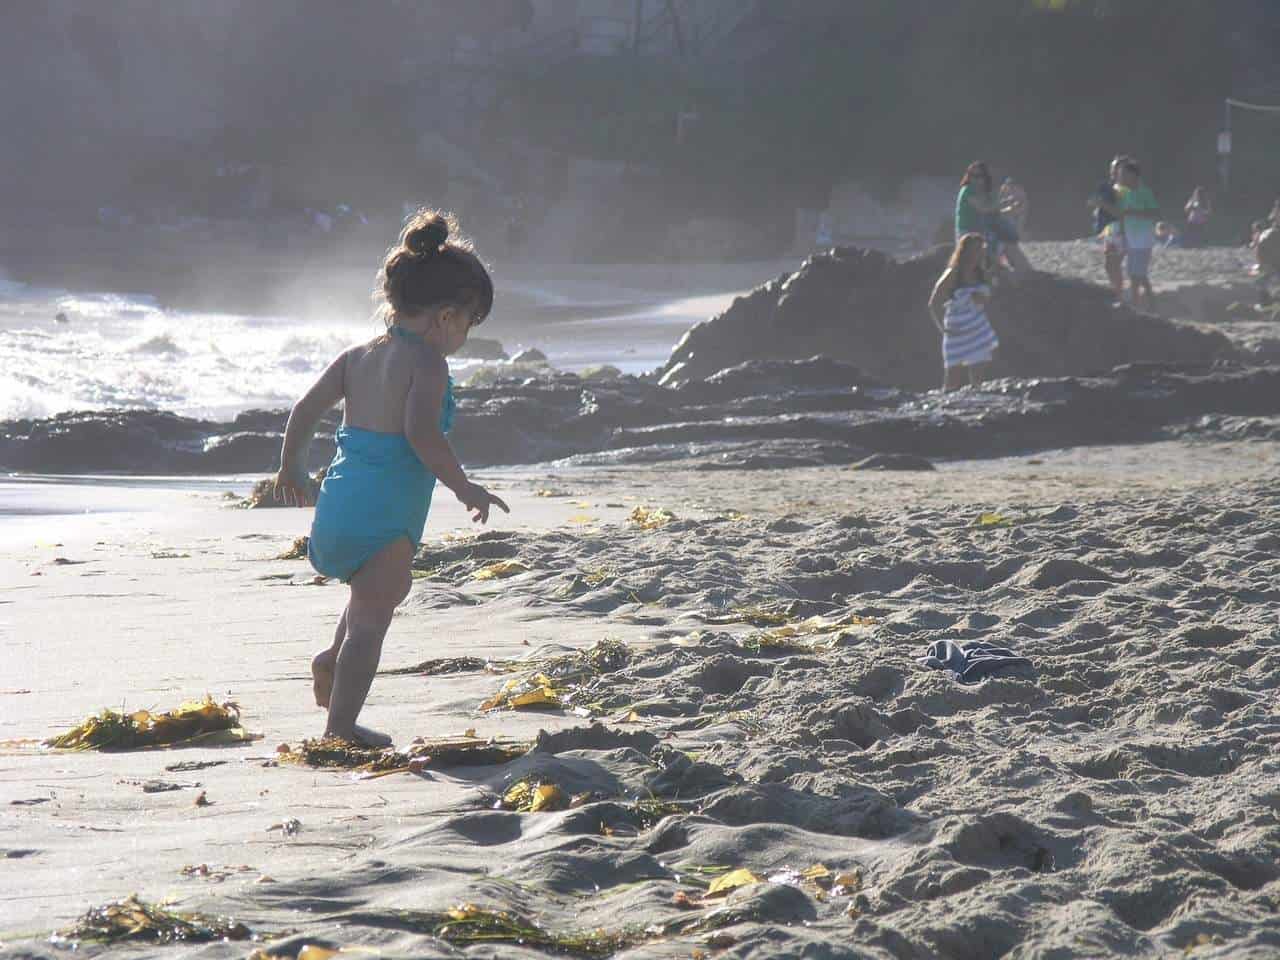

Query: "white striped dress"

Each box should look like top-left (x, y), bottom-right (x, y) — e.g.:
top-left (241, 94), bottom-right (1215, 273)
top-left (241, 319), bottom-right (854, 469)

top-left (942, 282), bottom-right (997, 369)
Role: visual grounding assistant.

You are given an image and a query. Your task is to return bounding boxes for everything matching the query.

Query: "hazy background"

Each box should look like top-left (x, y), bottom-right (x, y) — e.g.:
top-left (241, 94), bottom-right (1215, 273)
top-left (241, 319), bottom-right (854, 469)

top-left (0, 1), bottom-right (1278, 422)
top-left (2, 0), bottom-right (1279, 273)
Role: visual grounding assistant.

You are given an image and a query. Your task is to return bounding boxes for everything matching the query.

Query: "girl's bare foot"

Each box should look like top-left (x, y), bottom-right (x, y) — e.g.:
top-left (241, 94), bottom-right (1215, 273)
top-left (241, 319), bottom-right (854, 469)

top-left (352, 723), bottom-right (393, 747)
top-left (324, 723), bottom-right (393, 747)
top-left (311, 649), bottom-right (337, 708)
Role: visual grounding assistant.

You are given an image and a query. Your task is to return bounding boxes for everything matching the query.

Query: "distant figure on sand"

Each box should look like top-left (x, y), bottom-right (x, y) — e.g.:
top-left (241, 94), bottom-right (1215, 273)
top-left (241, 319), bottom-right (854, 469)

top-left (955, 161), bottom-right (1034, 275)
top-left (1250, 199), bottom-right (1280, 249)
top-left (1254, 225), bottom-right (1280, 306)
top-left (1117, 160), bottom-right (1160, 310)
top-left (273, 209), bottom-right (509, 746)
top-left (1089, 155), bottom-right (1127, 299)
top-left (1155, 221), bottom-right (1181, 249)
top-left (999, 177), bottom-right (1029, 237)
top-left (930, 233), bottom-right (998, 391)
top-left (1182, 186), bottom-right (1211, 248)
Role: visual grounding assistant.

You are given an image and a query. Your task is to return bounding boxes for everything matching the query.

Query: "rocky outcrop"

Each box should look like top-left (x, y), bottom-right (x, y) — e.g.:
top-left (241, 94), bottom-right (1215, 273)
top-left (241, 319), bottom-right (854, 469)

top-left (657, 246), bottom-right (1239, 391)
top-left (2, 360), bottom-right (1277, 474)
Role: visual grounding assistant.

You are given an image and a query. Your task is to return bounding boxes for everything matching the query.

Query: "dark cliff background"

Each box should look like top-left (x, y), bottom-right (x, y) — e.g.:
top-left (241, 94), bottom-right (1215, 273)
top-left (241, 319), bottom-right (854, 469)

top-left (2, 0), bottom-right (1278, 259)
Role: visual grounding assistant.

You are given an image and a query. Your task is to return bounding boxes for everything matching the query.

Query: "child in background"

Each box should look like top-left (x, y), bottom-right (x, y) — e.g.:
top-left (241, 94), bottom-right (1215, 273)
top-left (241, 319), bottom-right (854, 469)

top-left (1155, 221), bottom-right (1181, 248)
top-left (1089, 156), bottom-right (1127, 300)
top-left (1117, 160), bottom-right (1160, 310)
top-left (929, 232), bottom-right (998, 392)
top-left (1182, 186), bottom-right (1211, 248)
top-left (273, 209), bottom-right (510, 746)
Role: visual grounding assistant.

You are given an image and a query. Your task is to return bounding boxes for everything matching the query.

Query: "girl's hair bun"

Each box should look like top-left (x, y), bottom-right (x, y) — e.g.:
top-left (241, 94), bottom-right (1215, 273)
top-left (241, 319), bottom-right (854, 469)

top-left (405, 216), bottom-right (449, 256)
top-left (377, 208), bottom-right (493, 325)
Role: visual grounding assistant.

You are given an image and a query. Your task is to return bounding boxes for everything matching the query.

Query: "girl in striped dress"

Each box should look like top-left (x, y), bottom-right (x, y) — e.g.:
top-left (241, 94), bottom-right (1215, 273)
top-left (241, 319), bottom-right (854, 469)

top-left (929, 232), bottom-right (998, 391)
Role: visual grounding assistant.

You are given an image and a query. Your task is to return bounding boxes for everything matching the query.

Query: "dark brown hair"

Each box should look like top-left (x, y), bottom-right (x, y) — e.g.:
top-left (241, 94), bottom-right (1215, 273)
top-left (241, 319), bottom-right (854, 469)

top-left (377, 209), bottom-right (493, 326)
top-left (961, 161), bottom-right (992, 192)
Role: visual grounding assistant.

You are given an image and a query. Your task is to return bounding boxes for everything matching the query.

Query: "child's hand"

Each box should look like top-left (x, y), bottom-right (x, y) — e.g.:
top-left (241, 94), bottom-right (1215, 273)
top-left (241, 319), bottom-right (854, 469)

top-left (458, 482), bottom-right (510, 524)
top-left (272, 467), bottom-right (313, 507)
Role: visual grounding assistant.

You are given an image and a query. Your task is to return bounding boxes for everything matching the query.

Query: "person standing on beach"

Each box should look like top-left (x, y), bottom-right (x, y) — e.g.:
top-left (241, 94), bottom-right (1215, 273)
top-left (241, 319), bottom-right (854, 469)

top-left (999, 177), bottom-right (1029, 238)
top-left (1117, 160), bottom-right (1160, 309)
top-left (1183, 186), bottom-right (1211, 248)
top-left (929, 233), bottom-right (998, 391)
top-left (273, 209), bottom-right (510, 746)
top-left (955, 162), bottom-right (1034, 275)
top-left (1089, 155), bottom-right (1127, 300)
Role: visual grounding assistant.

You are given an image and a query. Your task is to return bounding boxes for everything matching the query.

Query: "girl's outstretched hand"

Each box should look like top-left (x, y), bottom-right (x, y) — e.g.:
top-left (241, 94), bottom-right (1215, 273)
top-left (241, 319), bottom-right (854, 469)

top-left (272, 466), bottom-right (313, 507)
top-left (458, 481), bottom-right (510, 524)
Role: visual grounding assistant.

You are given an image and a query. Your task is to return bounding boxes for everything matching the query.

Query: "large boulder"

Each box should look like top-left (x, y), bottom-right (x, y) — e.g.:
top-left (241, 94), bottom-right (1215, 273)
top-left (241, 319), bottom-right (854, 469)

top-left (657, 246), bottom-right (1238, 391)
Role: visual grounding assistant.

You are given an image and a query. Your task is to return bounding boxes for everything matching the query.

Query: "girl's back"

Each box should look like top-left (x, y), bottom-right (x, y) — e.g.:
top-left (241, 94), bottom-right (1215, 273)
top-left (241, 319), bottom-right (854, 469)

top-left (340, 334), bottom-right (435, 435)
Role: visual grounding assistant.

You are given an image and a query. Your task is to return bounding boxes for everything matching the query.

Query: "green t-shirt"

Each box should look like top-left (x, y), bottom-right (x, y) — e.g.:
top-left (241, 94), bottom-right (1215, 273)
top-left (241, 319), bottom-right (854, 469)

top-left (1120, 184), bottom-right (1158, 249)
top-left (955, 185), bottom-right (985, 236)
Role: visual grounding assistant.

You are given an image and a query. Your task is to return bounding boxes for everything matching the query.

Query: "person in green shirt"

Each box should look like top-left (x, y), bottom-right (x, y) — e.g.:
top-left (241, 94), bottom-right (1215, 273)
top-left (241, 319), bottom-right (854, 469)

top-left (1117, 160), bottom-right (1160, 309)
top-left (954, 161), bottom-right (1033, 275)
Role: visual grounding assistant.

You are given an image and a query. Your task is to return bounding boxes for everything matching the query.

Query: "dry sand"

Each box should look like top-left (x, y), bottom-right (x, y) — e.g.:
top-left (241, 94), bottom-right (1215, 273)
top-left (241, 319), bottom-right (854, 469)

top-left (4, 439), bottom-right (1279, 958)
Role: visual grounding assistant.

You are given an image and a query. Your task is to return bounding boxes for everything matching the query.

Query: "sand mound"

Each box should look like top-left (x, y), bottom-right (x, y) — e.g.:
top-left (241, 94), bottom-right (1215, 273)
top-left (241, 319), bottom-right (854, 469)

top-left (657, 246), bottom-right (1237, 391)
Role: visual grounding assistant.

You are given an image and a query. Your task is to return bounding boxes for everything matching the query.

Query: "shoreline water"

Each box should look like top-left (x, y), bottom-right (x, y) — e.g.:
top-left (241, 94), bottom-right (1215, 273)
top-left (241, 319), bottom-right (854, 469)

top-left (0, 257), bottom-right (791, 422)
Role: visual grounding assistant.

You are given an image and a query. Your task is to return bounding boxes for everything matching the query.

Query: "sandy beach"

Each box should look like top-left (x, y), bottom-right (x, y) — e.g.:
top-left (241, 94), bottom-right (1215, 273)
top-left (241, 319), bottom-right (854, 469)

top-left (10, 4), bottom-right (1280, 955)
top-left (4, 430), bottom-right (1279, 957)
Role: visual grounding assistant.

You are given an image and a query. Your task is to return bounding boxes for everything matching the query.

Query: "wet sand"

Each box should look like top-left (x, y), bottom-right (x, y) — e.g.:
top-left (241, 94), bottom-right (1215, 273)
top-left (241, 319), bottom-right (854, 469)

top-left (4, 441), bottom-right (1279, 957)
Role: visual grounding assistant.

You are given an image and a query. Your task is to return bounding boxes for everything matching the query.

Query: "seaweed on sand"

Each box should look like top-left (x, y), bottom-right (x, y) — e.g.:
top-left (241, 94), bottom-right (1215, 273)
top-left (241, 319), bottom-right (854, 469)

top-left (43, 697), bottom-right (254, 751)
top-left (276, 738), bottom-right (409, 772)
top-left (480, 638), bottom-right (632, 713)
top-left (704, 603), bottom-right (795, 628)
top-left (377, 656), bottom-right (496, 677)
top-left (276, 536), bottom-right (309, 560)
top-left (354, 903), bottom-right (647, 957)
top-left (408, 736), bottom-right (531, 769)
top-left (54, 894), bottom-right (252, 945)
top-left (628, 506), bottom-right (677, 530)
top-left (278, 735), bottom-right (530, 773)
top-left (500, 780), bottom-right (569, 813)
top-left (738, 611), bottom-right (879, 653)
top-left (595, 796), bottom-right (688, 836)
top-left (480, 673), bottom-right (569, 712)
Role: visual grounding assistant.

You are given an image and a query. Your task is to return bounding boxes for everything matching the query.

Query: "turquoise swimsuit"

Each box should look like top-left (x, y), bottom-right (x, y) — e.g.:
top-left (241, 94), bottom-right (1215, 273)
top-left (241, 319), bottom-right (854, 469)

top-left (308, 327), bottom-right (456, 582)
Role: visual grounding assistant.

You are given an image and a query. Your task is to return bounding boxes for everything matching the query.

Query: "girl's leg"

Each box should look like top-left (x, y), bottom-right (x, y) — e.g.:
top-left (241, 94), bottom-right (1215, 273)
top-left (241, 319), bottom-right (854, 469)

top-left (1128, 274), bottom-right (1144, 309)
top-left (311, 605), bottom-right (348, 708)
top-left (1104, 247), bottom-right (1124, 297)
top-left (968, 361), bottom-right (990, 386)
top-left (942, 365), bottom-right (961, 392)
top-left (325, 538), bottom-right (414, 745)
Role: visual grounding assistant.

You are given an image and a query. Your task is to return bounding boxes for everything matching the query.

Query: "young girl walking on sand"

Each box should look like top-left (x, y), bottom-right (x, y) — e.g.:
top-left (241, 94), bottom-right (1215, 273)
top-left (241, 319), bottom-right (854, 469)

top-left (929, 232), bottom-right (998, 392)
top-left (273, 210), bottom-right (509, 746)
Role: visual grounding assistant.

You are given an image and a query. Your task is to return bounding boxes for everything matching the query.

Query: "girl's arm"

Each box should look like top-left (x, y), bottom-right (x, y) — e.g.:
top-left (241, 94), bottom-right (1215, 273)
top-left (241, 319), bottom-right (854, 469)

top-left (274, 350), bottom-right (348, 505)
top-left (404, 359), bottom-right (509, 524)
top-left (928, 269), bottom-right (955, 332)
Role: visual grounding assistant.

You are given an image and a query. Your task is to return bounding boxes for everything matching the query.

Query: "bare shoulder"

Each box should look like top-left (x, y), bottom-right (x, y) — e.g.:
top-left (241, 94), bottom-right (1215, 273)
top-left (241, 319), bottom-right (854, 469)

top-left (402, 340), bottom-right (449, 401)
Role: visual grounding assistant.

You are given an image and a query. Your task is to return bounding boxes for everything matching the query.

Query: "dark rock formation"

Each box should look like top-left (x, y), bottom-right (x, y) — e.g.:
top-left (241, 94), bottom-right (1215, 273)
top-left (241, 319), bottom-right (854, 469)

top-left (2, 361), bottom-right (1277, 475)
top-left (657, 246), bottom-right (1238, 391)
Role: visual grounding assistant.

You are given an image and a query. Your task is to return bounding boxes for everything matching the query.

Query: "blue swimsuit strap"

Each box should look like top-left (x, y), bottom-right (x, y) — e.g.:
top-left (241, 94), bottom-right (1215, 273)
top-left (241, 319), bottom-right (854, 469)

top-left (388, 324), bottom-right (455, 431)
top-left (389, 324), bottom-right (429, 347)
